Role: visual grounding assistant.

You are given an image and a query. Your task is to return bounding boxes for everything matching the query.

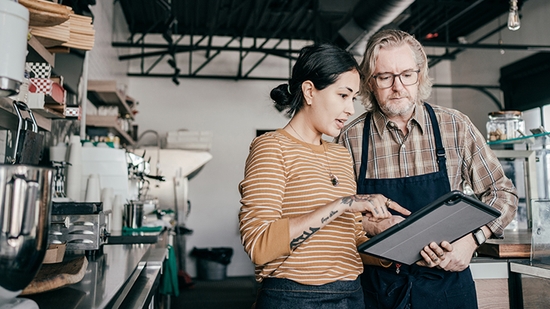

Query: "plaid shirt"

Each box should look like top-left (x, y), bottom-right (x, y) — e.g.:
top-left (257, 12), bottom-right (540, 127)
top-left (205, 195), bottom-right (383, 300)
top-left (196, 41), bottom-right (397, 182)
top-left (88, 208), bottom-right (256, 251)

top-left (335, 102), bottom-right (518, 237)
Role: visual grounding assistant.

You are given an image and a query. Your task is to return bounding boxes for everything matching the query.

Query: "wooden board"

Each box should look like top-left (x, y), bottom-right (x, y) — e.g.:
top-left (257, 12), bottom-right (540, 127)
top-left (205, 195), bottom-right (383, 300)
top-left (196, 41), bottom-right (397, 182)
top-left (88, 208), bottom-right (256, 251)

top-left (477, 230), bottom-right (531, 258)
top-left (20, 256), bottom-right (88, 295)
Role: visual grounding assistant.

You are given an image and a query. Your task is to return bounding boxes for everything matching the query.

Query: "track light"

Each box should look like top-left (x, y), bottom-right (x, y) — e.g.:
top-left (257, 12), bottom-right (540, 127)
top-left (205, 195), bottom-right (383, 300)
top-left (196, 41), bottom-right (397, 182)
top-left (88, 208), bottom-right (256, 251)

top-left (508, 0), bottom-right (520, 31)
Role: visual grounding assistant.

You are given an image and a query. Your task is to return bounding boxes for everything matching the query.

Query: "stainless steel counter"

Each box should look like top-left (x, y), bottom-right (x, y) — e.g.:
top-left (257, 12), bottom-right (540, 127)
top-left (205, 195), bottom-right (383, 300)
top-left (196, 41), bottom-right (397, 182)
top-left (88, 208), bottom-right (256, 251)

top-left (107, 228), bottom-right (165, 245)
top-left (510, 260), bottom-right (550, 279)
top-left (23, 244), bottom-right (166, 309)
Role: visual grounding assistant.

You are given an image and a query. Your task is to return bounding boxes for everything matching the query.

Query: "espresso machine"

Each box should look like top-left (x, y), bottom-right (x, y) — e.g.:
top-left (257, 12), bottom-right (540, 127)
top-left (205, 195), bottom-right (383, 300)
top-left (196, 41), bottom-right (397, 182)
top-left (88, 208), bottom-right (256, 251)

top-left (126, 150), bottom-right (164, 223)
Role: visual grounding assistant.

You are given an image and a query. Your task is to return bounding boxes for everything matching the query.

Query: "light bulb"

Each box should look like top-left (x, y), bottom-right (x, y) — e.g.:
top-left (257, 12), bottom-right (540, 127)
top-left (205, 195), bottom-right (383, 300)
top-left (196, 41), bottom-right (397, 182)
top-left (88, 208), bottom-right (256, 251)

top-left (508, 0), bottom-right (520, 31)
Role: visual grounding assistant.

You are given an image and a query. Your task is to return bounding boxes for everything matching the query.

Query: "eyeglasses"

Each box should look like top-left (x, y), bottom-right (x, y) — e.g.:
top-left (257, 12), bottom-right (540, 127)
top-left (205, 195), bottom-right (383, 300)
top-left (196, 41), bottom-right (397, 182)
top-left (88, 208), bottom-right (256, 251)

top-left (372, 70), bottom-right (420, 89)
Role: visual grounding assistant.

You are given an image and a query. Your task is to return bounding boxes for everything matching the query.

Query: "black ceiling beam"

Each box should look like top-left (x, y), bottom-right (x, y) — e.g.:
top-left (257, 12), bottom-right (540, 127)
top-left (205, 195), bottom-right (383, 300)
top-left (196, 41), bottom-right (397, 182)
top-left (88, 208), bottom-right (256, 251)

top-left (115, 44), bottom-right (302, 61)
top-left (420, 42), bottom-right (550, 52)
top-left (428, 22), bottom-right (508, 67)
top-left (426, 54), bottom-right (455, 60)
top-left (127, 72), bottom-right (291, 81)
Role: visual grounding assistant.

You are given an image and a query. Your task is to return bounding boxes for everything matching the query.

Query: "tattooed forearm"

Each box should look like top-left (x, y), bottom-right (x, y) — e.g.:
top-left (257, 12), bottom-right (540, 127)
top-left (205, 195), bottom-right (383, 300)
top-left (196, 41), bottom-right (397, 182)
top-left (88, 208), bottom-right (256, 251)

top-left (290, 227), bottom-right (320, 249)
top-left (321, 210), bottom-right (338, 224)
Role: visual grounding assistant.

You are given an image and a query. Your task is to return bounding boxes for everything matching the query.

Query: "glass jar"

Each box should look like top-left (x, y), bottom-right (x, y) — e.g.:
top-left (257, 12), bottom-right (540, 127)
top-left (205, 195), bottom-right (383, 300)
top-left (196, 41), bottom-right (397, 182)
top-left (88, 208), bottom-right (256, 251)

top-left (486, 110), bottom-right (525, 141)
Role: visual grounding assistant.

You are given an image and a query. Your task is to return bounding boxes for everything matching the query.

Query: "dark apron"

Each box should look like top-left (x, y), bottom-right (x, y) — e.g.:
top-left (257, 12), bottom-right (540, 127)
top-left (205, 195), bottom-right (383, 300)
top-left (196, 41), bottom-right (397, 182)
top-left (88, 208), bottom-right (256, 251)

top-left (358, 103), bottom-right (478, 309)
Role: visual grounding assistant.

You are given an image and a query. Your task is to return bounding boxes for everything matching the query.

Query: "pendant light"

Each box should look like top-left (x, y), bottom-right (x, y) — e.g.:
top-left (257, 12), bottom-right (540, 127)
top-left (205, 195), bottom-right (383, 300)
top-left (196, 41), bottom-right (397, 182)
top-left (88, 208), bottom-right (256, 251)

top-left (0, 0), bottom-right (29, 97)
top-left (507, 0), bottom-right (520, 31)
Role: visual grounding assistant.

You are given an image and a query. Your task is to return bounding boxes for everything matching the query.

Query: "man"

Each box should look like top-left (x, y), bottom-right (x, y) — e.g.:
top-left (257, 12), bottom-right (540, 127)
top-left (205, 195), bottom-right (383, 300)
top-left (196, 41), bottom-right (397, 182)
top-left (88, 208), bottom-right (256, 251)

top-left (335, 29), bottom-right (518, 309)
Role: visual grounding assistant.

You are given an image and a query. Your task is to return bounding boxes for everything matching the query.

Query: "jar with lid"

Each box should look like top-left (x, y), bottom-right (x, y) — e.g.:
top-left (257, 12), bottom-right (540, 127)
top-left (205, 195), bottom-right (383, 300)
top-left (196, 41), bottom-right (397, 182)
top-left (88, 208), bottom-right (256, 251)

top-left (486, 110), bottom-right (525, 141)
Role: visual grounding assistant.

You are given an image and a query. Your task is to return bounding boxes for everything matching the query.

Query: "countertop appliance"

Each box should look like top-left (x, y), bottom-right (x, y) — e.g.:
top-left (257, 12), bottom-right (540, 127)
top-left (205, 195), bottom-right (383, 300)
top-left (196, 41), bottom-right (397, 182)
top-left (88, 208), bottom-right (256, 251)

top-left (49, 201), bottom-right (109, 252)
top-left (0, 164), bottom-right (53, 308)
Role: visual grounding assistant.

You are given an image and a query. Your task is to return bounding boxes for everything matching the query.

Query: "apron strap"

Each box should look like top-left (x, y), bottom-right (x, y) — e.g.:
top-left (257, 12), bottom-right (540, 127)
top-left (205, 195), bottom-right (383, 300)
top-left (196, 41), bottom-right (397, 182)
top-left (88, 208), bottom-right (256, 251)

top-left (358, 112), bottom-right (372, 189)
top-left (424, 103), bottom-right (447, 173)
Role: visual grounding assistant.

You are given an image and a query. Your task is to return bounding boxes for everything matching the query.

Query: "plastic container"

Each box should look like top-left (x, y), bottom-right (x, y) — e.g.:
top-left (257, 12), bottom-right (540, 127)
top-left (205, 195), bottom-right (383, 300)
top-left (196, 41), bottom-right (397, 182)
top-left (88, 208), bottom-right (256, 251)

top-left (486, 110), bottom-right (525, 141)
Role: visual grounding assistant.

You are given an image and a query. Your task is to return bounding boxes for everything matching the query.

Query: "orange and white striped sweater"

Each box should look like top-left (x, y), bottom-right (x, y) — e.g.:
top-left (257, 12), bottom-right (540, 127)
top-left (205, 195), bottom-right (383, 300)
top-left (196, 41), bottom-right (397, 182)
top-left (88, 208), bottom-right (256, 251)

top-left (239, 129), bottom-right (368, 285)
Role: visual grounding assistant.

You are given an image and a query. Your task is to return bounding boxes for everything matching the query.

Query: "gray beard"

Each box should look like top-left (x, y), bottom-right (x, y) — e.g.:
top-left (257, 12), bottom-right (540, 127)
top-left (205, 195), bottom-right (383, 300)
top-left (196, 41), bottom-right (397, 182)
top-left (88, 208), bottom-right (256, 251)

top-left (379, 96), bottom-right (417, 118)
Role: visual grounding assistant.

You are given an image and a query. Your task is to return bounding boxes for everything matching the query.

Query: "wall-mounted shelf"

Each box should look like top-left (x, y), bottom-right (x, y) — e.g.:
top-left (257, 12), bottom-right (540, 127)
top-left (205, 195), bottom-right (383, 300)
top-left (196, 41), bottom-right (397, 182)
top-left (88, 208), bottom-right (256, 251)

top-left (86, 115), bottom-right (135, 146)
top-left (87, 80), bottom-right (134, 120)
top-left (0, 37), bottom-right (57, 132)
top-left (0, 97), bottom-right (51, 131)
top-left (487, 132), bottom-right (550, 147)
top-left (27, 36), bottom-right (55, 67)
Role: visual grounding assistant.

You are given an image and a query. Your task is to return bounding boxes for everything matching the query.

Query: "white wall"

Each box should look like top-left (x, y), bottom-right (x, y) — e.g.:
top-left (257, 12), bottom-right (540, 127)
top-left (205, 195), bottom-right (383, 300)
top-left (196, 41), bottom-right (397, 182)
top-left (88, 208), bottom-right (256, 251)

top-left (88, 2), bottom-right (129, 83)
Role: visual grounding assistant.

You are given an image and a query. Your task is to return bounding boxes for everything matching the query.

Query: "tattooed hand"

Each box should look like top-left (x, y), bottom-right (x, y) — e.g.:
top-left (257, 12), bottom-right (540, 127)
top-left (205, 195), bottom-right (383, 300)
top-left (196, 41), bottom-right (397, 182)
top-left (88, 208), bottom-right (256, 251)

top-left (340, 194), bottom-right (410, 222)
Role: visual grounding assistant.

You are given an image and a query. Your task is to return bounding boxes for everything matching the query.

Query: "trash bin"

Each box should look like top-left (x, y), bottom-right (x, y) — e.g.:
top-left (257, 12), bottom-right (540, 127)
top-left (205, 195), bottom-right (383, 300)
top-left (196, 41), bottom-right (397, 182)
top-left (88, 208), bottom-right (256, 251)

top-left (191, 247), bottom-right (233, 281)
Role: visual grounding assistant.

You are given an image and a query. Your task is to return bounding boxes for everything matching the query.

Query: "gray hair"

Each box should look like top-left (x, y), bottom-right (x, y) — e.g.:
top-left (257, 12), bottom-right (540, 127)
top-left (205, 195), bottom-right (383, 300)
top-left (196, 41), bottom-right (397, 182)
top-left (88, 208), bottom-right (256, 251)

top-left (359, 29), bottom-right (432, 111)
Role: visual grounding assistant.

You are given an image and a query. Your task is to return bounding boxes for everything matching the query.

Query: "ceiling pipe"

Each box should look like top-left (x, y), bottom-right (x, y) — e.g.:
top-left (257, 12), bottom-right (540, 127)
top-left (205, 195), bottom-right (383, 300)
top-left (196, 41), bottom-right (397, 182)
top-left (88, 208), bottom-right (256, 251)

top-left (341, 0), bottom-right (415, 56)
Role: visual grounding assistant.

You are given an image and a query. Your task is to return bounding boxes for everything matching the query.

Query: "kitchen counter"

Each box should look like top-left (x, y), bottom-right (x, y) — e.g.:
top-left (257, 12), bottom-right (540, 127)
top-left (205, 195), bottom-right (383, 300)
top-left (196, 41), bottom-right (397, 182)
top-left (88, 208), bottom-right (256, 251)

top-left (107, 227), bottom-right (167, 245)
top-left (22, 244), bottom-right (166, 309)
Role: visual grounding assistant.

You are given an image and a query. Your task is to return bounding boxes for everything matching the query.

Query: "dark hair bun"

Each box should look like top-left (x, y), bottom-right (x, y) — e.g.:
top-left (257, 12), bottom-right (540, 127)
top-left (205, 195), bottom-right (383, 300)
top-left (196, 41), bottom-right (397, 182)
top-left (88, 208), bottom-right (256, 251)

top-left (270, 83), bottom-right (291, 112)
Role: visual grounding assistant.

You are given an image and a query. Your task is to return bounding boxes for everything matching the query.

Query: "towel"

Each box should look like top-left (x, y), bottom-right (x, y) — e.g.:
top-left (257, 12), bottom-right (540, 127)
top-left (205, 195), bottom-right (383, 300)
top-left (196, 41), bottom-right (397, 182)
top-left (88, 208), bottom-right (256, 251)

top-left (160, 245), bottom-right (179, 296)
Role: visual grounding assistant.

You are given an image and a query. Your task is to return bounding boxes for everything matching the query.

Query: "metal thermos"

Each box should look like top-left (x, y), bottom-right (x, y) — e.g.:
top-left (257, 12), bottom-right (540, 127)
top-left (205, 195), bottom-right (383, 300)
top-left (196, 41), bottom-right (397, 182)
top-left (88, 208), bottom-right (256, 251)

top-left (124, 201), bottom-right (144, 229)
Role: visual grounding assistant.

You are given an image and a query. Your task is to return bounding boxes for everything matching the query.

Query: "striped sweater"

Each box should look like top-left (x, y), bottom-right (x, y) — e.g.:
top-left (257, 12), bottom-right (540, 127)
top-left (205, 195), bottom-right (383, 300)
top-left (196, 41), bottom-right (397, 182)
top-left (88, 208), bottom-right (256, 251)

top-left (239, 129), bottom-right (369, 285)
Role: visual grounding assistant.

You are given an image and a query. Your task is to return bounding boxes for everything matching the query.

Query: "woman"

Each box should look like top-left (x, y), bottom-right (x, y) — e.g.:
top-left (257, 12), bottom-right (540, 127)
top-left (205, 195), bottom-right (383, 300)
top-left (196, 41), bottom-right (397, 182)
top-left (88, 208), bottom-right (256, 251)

top-left (238, 43), bottom-right (410, 309)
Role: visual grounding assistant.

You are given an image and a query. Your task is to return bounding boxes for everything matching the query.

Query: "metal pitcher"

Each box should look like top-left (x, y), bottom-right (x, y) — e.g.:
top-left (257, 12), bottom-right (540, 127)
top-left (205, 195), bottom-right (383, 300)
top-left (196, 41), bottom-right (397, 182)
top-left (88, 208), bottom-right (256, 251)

top-left (0, 164), bottom-right (53, 303)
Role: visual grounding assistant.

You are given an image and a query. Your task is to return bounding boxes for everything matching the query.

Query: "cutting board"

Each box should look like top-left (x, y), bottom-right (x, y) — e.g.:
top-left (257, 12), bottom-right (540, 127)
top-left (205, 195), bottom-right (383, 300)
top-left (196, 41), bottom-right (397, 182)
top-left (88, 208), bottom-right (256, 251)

top-left (477, 230), bottom-right (531, 258)
top-left (20, 256), bottom-right (88, 295)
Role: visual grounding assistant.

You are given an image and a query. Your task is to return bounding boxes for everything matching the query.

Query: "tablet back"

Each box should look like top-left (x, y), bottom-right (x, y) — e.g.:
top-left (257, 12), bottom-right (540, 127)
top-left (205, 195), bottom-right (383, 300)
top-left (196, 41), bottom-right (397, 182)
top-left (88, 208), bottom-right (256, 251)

top-left (358, 190), bottom-right (501, 265)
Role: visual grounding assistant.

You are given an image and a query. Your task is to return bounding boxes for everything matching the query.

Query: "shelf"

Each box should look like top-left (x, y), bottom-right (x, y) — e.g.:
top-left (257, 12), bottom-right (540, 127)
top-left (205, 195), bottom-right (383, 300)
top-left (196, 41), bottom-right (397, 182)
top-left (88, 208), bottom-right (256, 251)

top-left (32, 105), bottom-right (65, 119)
top-left (27, 36), bottom-right (55, 66)
top-left (86, 115), bottom-right (135, 146)
top-left (0, 97), bottom-right (51, 131)
top-left (487, 132), bottom-right (550, 147)
top-left (87, 80), bottom-right (134, 120)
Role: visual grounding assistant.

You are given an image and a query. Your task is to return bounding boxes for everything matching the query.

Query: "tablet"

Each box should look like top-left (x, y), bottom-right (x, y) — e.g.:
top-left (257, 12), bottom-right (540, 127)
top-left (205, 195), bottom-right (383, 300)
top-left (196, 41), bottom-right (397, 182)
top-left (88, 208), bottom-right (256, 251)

top-left (357, 190), bottom-right (501, 265)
